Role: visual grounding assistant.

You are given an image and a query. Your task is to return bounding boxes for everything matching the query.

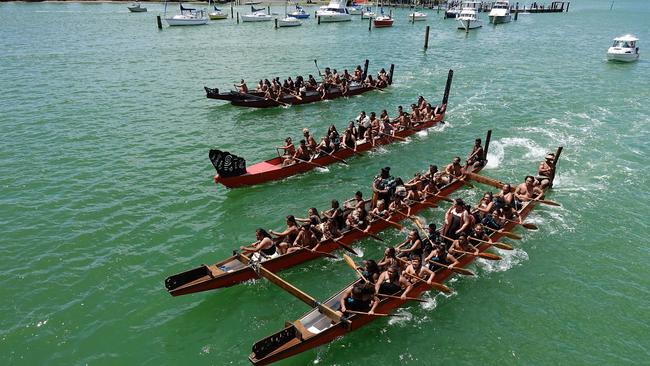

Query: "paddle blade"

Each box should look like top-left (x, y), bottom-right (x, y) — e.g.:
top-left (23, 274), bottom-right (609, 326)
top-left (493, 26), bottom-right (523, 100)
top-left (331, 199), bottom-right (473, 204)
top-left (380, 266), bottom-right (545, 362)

top-left (522, 223), bottom-right (538, 230)
top-left (491, 242), bottom-right (513, 250)
top-left (478, 252), bottom-right (501, 261)
top-left (451, 266), bottom-right (475, 276)
top-left (343, 254), bottom-right (358, 271)
top-left (335, 239), bottom-right (358, 256)
top-left (538, 199), bottom-right (561, 207)
top-left (500, 231), bottom-right (522, 240)
top-left (429, 281), bottom-right (452, 294)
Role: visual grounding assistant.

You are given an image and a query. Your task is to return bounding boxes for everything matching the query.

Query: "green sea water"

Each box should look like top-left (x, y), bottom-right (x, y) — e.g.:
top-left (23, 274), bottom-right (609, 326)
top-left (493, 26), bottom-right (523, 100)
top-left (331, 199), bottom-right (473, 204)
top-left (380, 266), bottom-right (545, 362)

top-left (1, 1), bottom-right (649, 365)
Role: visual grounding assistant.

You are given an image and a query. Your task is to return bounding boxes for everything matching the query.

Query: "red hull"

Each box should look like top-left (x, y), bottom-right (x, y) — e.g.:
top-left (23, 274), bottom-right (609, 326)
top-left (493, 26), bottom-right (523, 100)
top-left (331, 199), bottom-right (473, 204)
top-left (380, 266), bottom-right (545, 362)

top-left (214, 113), bottom-right (445, 188)
top-left (166, 170), bottom-right (472, 297)
top-left (249, 192), bottom-right (547, 365)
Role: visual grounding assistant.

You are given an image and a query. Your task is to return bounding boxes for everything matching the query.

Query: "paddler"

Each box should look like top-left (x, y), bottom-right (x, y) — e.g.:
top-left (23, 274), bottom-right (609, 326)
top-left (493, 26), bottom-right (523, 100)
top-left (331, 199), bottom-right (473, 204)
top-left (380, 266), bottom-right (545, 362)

top-left (465, 138), bottom-right (486, 170)
top-left (375, 265), bottom-right (409, 296)
top-left (445, 156), bottom-right (465, 180)
top-left (271, 215), bottom-right (300, 255)
top-left (536, 153), bottom-right (556, 189)
top-left (372, 167), bottom-right (395, 207)
top-left (344, 191), bottom-right (365, 210)
top-left (302, 128), bottom-right (318, 156)
top-left (234, 79), bottom-right (248, 94)
top-left (397, 230), bottom-right (424, 258)
top-left (449, 234), bottom-right (479, 256)
top-left (337, 282), bottom-right (379, 316)
top-left (514, 175), bottom-right (544, 209)
top-left (277, 137), bottom-right (295, 164)
top-left (402, 255), bottom-right (435, 299)
top-left (286, 223), bottom-right (318, 253)
top-left (425, 243), bottom-right (459, 271)
top-left (239, 228), bottom-right (277, 260)
top-left (443, 198), bottom-right (469, 241)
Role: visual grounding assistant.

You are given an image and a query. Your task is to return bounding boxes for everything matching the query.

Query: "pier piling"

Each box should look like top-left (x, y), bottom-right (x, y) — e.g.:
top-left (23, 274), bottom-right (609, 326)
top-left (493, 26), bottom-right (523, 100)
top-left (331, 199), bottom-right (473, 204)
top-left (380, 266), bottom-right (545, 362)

top-left (156, 15), bottom-right (162, 29)
top-left (368, 16), bottom-right (372, 31)
top-left (237, 12), bottom-right (239, 24)
top-left (514, 3), bottom-right (519, 20)
top-left (424, 25), bottom-right (430, 49)
top-left (275, 18), bottom-right (278, 29)
top-left (231, 3), bottom-right (234, 18)
top-left (566, 2), bottom-right (570, 11)
top-left (318, 16), bottom-right (321, 24)
top-left (267, 6), bottom-right (270, 15)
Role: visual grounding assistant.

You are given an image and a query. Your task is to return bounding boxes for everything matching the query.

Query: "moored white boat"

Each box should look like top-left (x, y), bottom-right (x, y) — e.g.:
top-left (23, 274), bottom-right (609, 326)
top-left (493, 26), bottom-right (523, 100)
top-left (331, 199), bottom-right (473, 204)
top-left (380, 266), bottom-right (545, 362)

top-left (128, 2), bottom-right (147, 12)
top-left (361, 6), bottom-right (376, 19)
top-left (607, 35), bottom-right (640, 62)
top-left (489, 0), bottom-right (511, 23)
top-left (208, 5), bottom-right (227, 20)
top-left (279, 16), bottom-right (302, 27)
top-left (316, 0), bottom-right (352, 22)
top-left (165, 3), bottom-right (208, 26)
top-left (242, 6), bottom-right (273, 22)
top-left (457, 5), bottom-right (482, 30)
top-left (348, 4), bottom-right (363, 15)
top-left (408, 11), bottom-right (427, 21)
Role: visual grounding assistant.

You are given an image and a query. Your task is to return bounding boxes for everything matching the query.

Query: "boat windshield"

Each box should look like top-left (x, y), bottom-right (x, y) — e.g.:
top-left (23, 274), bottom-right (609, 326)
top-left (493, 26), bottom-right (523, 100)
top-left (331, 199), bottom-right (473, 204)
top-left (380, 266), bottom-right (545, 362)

top-left (613, 40), bottom-right (632, 48)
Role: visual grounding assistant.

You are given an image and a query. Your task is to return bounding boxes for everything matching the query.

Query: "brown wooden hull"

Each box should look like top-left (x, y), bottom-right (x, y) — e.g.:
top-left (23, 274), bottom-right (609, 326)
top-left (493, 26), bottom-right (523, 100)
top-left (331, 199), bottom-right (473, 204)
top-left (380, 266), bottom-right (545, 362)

top-left (248, 169), bottom-right (556, 365)
top-left (214, 113), bottom-right (445, 188)
top-left (165, 169), bottom-right (475, 297)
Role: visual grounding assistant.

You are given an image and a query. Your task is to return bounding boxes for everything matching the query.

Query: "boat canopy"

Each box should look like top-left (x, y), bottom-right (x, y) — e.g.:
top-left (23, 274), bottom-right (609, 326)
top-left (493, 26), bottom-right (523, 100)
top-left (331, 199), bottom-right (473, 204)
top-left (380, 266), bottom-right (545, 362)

top-left (613, 34), bottom-right (639, 42)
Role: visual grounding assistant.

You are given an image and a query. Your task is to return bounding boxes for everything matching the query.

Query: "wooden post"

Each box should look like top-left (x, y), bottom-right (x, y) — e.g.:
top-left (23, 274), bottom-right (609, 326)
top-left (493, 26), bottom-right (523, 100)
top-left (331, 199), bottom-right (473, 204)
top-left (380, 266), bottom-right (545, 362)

top-left (156, 15), bottom-right (162, 29)
top-left (237, 12), bottom-right (239, 23)
top-left (566, 2), bottom-right (570, 12)
top-left (368, 16), bottom-right (372, 31)
top-left (514, 3), bottom-right (519, 20)
top-left (318, 15), bottom-right (321, 24)
top-left (412, 12), bottom-right (415, 23)
top-left (267, 5), bottom-right (270, 15)
top-left (424, 25), bottom-right (430, 49)
top-left (275, 18), bottom-right (278, 28)
top-left (389, 9), bottom-right (392, 17)
top-left (231, 3), bottom-right (234, 18)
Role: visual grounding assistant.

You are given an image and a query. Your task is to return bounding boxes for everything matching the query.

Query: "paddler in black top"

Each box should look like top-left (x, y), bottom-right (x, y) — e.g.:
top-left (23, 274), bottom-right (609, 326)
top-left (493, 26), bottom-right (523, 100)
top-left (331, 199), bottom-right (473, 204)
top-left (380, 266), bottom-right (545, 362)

top-left (322, 199), bottom-right (345, 230)
top-left (397, 230), bottom-right (424, 258)
top-left (337, 282), bottom-right (379, 316)
top-left (468, 223), bottom-right (491, 247)
top-left (425, 243), bottom-right (459, 271)
top-left (320, 217), bottom-right (341, 240)
top-left (271, 215), bottom-right (300, 255)
top-left (466, 138), bottom-right (485, 170)
top-left (422, 223), bottom-right (441, 256)
top-left (315, 136), bottom-right (333, 157)
top-left (240, 228), bottom-right (277, 258)
top-left (372, 167), bottom-right (395, 208)
top-left (375, 265), bottom-right (409, 296)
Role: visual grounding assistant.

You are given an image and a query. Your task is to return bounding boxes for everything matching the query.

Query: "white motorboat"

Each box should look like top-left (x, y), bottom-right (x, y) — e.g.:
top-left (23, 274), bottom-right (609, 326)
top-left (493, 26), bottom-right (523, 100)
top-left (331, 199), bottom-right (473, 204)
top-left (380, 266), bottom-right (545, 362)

top-left (128, 2), bottom-right (147, 12)
top-left (165, 3), bottom-right (208, 26)
top-left (316, 0), bottom-right (352, 22)
top-left (607, 35), bottom-right (640, 62)
top-left (408, 11), bottom-right (427, 21)
top-left (457, 5), bottom-right (482, 30)
top-left (278, 16), bottom-right (302, 27)
top-left (242, 6), bottom-right (273, 22)
top-left (361, 6), bottom-right (376, 19)
top-left (489, 0), bottom-right (511, 23)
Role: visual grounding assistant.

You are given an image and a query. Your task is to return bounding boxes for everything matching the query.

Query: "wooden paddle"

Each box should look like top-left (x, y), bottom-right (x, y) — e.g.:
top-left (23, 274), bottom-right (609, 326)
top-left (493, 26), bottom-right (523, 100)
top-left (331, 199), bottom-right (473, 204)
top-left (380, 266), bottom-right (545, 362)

top-left (377, 293), bottom-right (429, 303)
top-left (281, 86), bottom-right (303, 100)
top-left (299, 247), bottom-right (338, 259)
top-left (400, 269), bottom-right (452, 294)
top-left (379, 131), bottom-right (407, 142)
top-left (370, 213), bottom-right (403, 230)
top-left (465, 172), bottom-right (507, 189)
top-left (317, 148), bottom-right (349, 165)
top-left (531, 198), bottom-right (561, 207)
top-left (483, 225), bottom-right (522, 240)
top-left (345, 310), bottom-right (398, 317)
top-left (428, 259), bottom-right (475, 276)
top-left (453, 249), bottom-right (501, 261)
top-left (423, 191), bottom-right (454, 203)
top-left (343, 254), bottom-right (369, 282)
top-left (294, 157), bottom-right (326, 169)
top-left (501, 217), bottom-right (537, 230)
top-left (351, 225), bottom-right (384, 242)
top-left (468, 236), bottom-right (513, 250)
top-left (331, 237), bottom-right (358, 256)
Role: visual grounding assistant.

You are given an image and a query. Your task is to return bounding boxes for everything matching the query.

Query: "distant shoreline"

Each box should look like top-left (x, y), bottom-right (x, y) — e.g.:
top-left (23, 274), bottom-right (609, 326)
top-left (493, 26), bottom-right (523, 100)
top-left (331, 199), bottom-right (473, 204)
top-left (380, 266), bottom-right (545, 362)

top-left (6, 0), bottom-right (331, 3)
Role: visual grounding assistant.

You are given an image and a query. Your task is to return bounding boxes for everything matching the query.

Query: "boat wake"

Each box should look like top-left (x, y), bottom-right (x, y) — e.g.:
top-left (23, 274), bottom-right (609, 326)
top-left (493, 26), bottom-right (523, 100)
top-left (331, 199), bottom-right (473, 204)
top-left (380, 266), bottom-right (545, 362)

top-left (477, 247), bottom-right (529, 273)
top-left (486, 137), bottom-right (548, 170)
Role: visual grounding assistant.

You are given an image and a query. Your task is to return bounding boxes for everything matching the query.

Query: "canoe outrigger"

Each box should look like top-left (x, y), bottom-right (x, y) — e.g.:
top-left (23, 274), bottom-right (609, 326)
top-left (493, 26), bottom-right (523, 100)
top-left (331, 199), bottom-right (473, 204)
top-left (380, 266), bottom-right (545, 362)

top-left (164, 130), bottom-right (491, 297)
top-left (205, 60), bottom-right (394, 108)
top-left (210, 70), bottom-right (454, 189)
top-left (247, 147), bottom-right (563, 365)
